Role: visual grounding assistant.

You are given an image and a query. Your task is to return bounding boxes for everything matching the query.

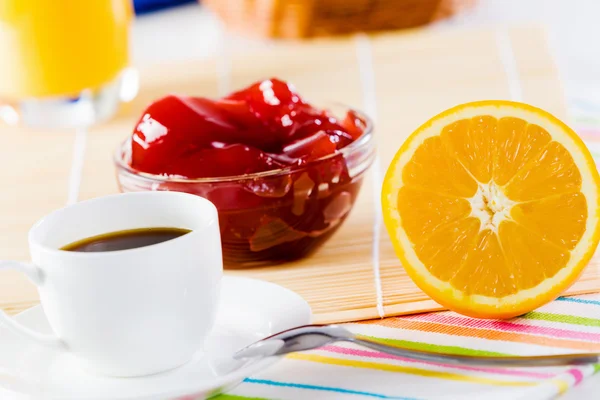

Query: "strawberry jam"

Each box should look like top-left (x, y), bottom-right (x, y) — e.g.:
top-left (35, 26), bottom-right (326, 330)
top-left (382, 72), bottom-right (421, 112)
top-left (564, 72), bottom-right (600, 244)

top-left (122, 78), bottom-right (373, 266)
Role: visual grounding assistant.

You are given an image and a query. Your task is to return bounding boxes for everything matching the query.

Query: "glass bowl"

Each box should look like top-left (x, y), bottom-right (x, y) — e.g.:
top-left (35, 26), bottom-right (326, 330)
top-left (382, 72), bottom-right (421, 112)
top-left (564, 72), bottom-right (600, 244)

top-left (114, 103), bottom-right (376, 268)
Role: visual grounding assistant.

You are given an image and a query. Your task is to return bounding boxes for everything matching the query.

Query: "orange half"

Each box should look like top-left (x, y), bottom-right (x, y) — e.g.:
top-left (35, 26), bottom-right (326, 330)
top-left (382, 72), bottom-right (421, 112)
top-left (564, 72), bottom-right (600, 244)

top-left (381, 100), bottom-right (600, 318)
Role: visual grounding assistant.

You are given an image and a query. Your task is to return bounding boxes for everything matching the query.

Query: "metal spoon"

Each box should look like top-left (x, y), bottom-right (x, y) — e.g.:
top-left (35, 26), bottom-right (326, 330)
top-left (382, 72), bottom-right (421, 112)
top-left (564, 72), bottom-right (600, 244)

top-left (234, 324), bottom-right (600, 367)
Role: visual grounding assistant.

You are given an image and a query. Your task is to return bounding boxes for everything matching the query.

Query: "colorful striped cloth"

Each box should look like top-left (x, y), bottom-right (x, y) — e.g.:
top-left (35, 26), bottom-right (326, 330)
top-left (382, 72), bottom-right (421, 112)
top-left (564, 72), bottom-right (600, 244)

top-left (215, 101), bottom-right (600, 400)
top-left (217, 294), bottom-right (600, 400)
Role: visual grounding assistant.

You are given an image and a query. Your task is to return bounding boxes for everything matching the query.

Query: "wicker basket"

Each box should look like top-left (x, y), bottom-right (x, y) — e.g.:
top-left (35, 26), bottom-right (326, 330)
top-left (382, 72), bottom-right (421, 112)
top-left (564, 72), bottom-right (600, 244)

top-left (204, 0), bottom-right (477, 39)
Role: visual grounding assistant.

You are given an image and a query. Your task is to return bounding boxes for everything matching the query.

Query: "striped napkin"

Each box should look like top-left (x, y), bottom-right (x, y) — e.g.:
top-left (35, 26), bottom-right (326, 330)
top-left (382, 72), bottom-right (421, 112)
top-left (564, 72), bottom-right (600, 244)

top-left (217, 293), bottom-right (599, 400)
top-left (215, 100), bottom-right (600, 400)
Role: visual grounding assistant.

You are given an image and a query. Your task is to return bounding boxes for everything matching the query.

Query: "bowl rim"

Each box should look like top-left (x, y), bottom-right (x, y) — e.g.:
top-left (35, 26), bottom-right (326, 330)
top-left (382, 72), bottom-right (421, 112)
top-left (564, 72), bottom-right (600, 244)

top-left (113, 102), bottom-right (375, 183)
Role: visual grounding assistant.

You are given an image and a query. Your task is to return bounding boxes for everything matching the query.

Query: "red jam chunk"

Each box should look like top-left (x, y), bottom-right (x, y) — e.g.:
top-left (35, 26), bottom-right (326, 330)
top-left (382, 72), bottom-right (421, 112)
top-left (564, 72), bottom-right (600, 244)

top-left (128, 78), bottom-right (368, 265)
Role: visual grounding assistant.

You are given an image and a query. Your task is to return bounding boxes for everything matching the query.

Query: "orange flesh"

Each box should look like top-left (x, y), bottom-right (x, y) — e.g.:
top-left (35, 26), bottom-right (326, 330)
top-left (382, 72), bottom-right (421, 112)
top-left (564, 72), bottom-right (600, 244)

top-left (398, 116), bottom-right (586, 298)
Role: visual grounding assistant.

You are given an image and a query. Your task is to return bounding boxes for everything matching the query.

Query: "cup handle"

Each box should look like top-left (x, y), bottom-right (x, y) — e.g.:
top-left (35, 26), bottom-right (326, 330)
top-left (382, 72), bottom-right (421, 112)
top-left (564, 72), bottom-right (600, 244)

top-left (0, 261), bottom-right (64, 349)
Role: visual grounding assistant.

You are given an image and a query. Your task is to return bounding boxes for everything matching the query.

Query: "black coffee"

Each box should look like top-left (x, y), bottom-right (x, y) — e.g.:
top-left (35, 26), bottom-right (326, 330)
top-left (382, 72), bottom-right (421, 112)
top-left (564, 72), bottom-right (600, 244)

top-left (61, 227), bottom-right (191, 252)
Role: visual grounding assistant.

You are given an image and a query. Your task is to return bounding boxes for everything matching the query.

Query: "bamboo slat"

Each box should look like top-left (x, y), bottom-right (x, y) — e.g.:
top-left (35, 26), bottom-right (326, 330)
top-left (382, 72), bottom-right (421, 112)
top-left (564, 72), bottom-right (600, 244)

top-left (0, 127), bottom-right (75, 261)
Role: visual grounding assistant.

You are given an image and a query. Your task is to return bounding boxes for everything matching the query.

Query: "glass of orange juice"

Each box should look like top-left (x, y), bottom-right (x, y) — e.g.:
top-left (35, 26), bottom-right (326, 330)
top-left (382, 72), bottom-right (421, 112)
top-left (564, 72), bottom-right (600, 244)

top-left (0, 0), bottom-right (137, 128)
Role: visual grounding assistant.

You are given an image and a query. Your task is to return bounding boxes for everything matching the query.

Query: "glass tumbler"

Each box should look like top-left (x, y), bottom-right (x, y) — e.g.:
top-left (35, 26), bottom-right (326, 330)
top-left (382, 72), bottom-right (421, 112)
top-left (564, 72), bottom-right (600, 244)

top-left (0, 0), bottom-right (137, 129)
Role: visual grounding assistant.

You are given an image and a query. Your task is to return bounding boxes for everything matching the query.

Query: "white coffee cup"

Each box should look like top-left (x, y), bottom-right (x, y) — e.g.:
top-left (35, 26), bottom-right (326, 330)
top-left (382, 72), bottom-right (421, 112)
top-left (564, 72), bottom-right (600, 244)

top-left (0, 191), bottom-right (222, 377)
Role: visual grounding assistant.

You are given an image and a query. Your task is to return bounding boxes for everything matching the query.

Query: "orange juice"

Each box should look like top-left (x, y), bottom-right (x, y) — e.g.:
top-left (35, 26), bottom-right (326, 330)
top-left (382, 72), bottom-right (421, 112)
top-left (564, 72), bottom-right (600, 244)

top-left (0, 0), bottom-right (132, 99)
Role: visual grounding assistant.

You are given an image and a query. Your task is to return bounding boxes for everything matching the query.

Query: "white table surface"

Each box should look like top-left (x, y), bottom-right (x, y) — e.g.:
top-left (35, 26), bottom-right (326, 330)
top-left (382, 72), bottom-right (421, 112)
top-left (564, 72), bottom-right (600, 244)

top-left (130, 1), bottom-right (600, 398)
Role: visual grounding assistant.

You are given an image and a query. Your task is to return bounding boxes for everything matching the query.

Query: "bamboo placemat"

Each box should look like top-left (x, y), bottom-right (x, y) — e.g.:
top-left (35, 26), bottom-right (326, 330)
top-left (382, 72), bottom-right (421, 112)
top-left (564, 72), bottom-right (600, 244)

top-left (1, 25), bottom-right (599, 323)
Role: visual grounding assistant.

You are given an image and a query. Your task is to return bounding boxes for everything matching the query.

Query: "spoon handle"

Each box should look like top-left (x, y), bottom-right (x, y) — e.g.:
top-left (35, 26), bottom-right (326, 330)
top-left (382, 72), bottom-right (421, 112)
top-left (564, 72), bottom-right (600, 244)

top-left (234, 324), bottom-right (600, 367)
top-left (350, 335), bottom-right (600, 367)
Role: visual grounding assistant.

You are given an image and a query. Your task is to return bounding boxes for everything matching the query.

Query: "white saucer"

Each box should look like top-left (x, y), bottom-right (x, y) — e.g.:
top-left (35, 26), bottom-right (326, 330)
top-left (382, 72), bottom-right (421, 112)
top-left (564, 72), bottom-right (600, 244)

top-left (0, 276), bottom-right (311, 400)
